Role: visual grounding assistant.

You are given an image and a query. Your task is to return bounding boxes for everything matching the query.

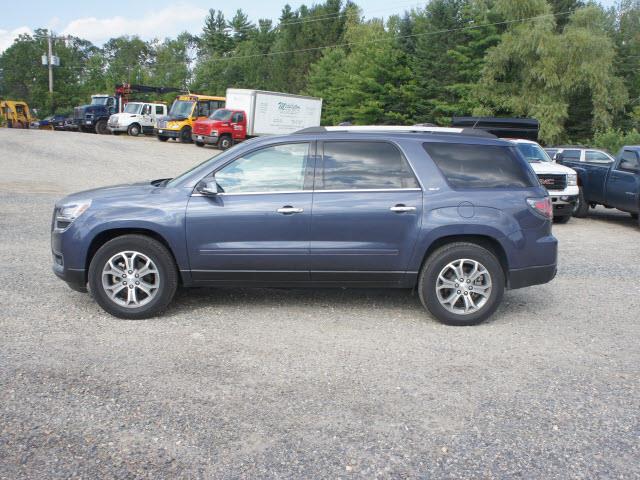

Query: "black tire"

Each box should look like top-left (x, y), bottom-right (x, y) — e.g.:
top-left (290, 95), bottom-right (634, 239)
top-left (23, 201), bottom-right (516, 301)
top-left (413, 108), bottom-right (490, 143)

top-left (88, 235), bottom-right (178, 319)
top-left (95, 119), bottom-right (109, 135)
top-left (218, 134), bottom-right (232, 150)
top-left (418, 242), bottom-right (505, 326)
top-left (553, 214), bottom-right (571, 224)
top-left (157, 135), bottom-right (169, 142)
top-left (630, 213), bottom-right (638, 220)
top-left (127, 123), bottom-right (141, 136)
top-left (195, 141), bottom-right (205, 147)
top-left (572, 187), bottom-right (589, 218)
top-left (180, 127), bottom-right (192, 143)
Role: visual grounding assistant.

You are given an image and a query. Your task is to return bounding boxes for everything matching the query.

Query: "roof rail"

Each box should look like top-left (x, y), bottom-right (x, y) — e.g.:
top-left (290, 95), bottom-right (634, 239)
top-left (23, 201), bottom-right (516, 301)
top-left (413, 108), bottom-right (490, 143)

top-left (294, 125), bottom-right (496, 138)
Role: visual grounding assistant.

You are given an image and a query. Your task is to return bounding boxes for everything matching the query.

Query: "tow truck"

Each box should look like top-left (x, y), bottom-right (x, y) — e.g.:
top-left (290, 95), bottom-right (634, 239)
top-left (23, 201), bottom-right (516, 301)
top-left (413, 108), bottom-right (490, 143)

top-left (72, 84), bottom-right (180, 134)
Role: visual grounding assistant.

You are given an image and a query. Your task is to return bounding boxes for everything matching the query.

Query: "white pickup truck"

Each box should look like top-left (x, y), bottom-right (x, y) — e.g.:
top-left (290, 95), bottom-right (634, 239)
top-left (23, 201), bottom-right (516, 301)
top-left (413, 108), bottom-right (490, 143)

top-left (509, 139), bottom-right (580, 223)
top-left (108, 102), bottom-right (167, 136)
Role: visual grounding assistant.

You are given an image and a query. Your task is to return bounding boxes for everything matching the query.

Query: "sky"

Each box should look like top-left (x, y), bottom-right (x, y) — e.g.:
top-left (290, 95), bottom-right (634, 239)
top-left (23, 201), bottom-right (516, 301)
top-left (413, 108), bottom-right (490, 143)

top-left (0, 0), bottom-right (620, 53)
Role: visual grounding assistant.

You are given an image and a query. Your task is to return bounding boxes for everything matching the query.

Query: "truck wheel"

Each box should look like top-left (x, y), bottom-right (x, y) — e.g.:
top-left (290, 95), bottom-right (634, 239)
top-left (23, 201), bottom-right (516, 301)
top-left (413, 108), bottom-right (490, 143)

top-left (195, 141), bottom-right (205, 147)
top-left (572, 187), bottom-right (589, 218)
top-left (127, 123), bottom-right (141, 136)
top-left (157, 136), bottom-right (168, 142)
top-left (418, 242), bottom-right (505, 326)
top-left (554, 215), bottom-right (571, 224)
top-left (180, 127), bottom-right (192, 143)
top-left (218, 135), bottom-right (232, 150)
top-left (95, 119), bottom-right (109, 135)
top-left (630, 213), bottom-right (638, 220)
top-left (88, 235), bottom-right (178, 319)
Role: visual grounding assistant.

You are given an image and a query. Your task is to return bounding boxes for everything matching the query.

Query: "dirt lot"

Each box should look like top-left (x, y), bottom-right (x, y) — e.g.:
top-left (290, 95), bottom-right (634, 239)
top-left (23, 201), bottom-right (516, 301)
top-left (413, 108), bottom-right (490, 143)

top-left (1, 128), bottom-right (639, 479)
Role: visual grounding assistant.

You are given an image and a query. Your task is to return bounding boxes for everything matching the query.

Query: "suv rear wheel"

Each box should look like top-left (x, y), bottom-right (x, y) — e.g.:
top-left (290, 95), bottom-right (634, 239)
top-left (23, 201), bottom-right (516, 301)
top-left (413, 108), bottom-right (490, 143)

top-left (88, 235), bottom-right (178, 319)
top-left (418, 243), bottom-right (505, 326)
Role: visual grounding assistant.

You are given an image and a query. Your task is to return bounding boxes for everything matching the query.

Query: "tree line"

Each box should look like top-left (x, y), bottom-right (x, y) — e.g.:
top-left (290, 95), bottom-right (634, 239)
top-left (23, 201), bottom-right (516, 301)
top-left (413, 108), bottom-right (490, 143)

top-left (1, 0), bottom-right (640, 144)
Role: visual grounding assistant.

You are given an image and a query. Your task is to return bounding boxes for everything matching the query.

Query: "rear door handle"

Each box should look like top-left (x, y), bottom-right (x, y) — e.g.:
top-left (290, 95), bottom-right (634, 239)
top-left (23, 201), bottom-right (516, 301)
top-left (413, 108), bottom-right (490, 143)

top-left (390, 205), bottom-right (416, 213)
top-left (277, 206), bottom-right (304, 214)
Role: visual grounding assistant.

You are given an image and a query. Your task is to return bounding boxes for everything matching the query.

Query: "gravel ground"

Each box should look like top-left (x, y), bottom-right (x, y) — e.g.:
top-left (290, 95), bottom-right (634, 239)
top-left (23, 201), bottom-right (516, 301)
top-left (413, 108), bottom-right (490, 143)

top-left (1, 128), bottom-right (639, 479)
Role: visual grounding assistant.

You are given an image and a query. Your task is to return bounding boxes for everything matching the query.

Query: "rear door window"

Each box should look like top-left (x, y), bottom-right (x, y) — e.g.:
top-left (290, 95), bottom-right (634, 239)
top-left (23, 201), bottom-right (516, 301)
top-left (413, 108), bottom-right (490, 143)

top-left (561, 149), bottom-right (581, 161)
top-left (423, 143), bottom-right (537, 189)
top-left (318, 141), bottom-right (419, 190)
top-left (585, 150), bottom-right (613, 164)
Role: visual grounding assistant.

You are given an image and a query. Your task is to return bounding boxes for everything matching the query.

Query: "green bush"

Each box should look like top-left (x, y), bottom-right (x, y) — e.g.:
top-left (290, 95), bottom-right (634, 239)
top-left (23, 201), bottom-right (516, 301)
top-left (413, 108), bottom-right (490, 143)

top-left (592, 129), bottom-right (640, 155)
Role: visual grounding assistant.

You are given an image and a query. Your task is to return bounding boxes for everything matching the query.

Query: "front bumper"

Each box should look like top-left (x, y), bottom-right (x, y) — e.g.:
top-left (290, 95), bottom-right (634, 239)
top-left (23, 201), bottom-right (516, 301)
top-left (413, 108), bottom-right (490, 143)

top-left (548, 193), bottom-right (578, 216)
top-left (155, 128), bottom-right (181, 138)
top-left (508, 263), bottom-right (557, 290)
top-left (192, 133), bottom-right (219, 144)
top-left (108, 124), bottom-right (127, 133)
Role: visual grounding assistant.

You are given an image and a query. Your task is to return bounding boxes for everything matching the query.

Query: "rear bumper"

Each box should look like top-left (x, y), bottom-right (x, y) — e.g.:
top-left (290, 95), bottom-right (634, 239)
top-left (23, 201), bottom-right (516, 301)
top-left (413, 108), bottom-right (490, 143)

top-left (508, 263), bottom-right (557, 290)
top-left (192, 133), bottom-right (219, 144)
top-left (155, 128), bottom-right (181, 138)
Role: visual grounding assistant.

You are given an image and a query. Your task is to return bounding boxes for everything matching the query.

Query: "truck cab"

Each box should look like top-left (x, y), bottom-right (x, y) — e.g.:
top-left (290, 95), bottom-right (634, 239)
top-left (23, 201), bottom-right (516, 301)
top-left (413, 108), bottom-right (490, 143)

top-left (0, 100), bottom-right (32, 128)
top-left (73, 95), bottom-right (118, 134)
top-left (192, 108), bottom-right (247, 149)
top-left (155, 94), bottom-right (225, 143)
top-left (557, 146), bottom-right (640, 224)
top-left (108, 102), bottom-right (167, 136)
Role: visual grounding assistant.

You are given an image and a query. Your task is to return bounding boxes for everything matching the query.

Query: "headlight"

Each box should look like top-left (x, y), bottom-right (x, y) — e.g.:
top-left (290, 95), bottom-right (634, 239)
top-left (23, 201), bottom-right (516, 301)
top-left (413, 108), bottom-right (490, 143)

top-left (567, 173), bottom-right (577, 186)
top-left (210, 130), bottom-right (218, 136)
top-left (55, 200), bottom-right (91, 229)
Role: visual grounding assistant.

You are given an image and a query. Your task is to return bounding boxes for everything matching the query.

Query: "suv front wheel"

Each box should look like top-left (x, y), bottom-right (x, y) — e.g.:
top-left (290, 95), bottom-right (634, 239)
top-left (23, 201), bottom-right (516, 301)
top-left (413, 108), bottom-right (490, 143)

top-left (88, 235), bottom-right (178, 319)
top-left (418, 243), bottom-right (505, 326)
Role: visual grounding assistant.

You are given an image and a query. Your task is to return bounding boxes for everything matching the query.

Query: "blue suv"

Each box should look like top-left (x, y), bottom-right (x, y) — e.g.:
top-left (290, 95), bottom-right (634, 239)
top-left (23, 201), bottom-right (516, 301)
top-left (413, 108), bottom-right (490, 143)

top-left (51, 126), bottom-right (557, 325)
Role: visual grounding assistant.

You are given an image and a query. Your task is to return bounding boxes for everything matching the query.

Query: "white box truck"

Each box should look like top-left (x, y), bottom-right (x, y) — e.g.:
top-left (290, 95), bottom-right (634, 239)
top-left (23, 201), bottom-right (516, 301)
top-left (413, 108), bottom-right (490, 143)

top-left (191, 89), bottom-right (323, 149)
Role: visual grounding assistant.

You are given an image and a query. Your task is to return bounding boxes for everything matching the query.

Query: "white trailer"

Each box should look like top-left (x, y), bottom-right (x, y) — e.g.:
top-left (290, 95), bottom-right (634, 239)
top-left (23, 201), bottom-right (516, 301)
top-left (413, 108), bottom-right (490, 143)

top-left (224, 89), bottom-right (322, 136)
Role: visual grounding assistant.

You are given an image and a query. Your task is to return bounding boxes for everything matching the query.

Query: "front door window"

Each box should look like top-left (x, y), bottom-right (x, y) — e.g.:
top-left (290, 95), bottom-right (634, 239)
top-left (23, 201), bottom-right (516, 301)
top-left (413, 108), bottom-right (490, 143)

top-left (215, 143), bottom-right (309, 194)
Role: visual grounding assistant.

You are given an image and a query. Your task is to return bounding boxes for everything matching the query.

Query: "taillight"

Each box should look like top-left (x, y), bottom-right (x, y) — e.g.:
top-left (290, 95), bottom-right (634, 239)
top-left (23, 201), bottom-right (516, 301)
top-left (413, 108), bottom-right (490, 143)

top-left (527, 197), bottom-right (553, 219)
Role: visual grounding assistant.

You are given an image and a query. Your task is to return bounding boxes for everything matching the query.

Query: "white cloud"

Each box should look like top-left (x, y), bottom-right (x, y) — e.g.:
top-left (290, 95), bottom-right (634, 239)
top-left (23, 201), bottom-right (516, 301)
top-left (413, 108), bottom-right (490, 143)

top-left (60, 5), bottom-right (208, 45)
top-left (0, 26), bottom-right (33, 53)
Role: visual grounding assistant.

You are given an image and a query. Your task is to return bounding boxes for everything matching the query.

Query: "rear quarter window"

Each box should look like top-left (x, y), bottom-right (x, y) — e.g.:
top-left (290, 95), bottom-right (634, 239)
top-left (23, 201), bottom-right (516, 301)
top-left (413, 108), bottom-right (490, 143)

top-left (423, 143), bottom-right (537, 189)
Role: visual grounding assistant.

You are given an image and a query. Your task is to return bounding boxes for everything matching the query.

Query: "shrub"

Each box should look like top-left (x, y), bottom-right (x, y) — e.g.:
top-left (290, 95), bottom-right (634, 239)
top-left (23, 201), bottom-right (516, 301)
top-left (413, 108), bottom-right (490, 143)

top-left (592, 128), bottom-right (640, 155)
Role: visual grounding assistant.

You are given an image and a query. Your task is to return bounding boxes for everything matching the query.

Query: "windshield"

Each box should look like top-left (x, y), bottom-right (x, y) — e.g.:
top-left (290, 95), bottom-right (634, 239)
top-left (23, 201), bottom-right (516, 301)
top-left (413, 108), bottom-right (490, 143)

top-left (169, 100), bottom-right (194, 118)
top-left (516, 143), bottom-right (552, 163)
top-left (209, 109), bottom-right (232, 121)
top-left (124, 103), bottom-right (143, 114)
top-left (91, 97), bottom-right (110, 106)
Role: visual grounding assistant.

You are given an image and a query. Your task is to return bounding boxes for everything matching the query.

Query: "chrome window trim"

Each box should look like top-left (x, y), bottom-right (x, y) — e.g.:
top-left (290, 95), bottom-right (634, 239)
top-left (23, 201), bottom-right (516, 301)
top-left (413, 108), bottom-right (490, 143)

top-left (191, 187), bottom-right (422, 197)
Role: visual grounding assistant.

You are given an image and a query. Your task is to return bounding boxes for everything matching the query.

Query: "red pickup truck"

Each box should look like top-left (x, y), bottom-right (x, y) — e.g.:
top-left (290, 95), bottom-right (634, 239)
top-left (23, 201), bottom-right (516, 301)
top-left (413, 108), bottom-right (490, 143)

top-left (191, 109), bottom-right (246, 150)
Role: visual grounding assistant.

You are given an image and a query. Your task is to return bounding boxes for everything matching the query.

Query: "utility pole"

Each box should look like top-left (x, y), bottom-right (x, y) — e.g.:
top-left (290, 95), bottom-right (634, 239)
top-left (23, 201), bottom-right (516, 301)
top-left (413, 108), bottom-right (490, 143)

top-left (47, 34), bottom-right (54, 94)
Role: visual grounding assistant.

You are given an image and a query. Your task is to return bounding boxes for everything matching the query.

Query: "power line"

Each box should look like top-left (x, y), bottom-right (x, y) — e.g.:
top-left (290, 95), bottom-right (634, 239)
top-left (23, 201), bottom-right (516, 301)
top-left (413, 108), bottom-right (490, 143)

top-left (18, 9), bottom-right (576, 71)
top-left (198, 10), bottom-right (576, 64)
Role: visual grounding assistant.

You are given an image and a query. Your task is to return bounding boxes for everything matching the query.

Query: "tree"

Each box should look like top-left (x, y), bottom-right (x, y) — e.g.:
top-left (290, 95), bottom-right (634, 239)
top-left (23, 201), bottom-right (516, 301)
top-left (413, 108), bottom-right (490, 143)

top-left (228, 9), bottom-right (254, 43)
top-left (306, 13), bottom-right (414, 125)
top-left (474, 1), bottom-right (626, 143)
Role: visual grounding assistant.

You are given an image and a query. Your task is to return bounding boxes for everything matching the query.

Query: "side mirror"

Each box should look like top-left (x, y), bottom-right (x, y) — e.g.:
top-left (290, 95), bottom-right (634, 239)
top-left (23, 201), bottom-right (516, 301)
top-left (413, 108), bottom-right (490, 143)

top-left (197, 178), bottom-right (221, 195)
top-left (555, 153), bottom-right (564, 164)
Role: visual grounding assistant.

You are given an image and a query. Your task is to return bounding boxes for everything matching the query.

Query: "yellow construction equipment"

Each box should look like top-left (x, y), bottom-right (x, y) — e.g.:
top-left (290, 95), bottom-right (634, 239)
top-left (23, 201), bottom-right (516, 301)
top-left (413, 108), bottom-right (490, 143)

top-left (0, 100), bottom-right (33, 128)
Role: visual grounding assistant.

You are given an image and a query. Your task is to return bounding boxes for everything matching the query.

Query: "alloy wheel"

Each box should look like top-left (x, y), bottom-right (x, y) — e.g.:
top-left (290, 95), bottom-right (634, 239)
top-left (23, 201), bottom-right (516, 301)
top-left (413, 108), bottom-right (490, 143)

top-left (435, 259), bottom-right (492, 315)
top-left (101, 251), bottom-right (160, 308)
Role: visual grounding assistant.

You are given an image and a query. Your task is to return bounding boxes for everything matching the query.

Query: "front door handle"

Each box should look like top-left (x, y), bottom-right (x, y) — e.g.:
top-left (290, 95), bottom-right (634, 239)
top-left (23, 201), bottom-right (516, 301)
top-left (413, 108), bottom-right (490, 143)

top-left (277, 206), bottom-right (304, 215)
top-left (390, 204), bottom-right (416, 213)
